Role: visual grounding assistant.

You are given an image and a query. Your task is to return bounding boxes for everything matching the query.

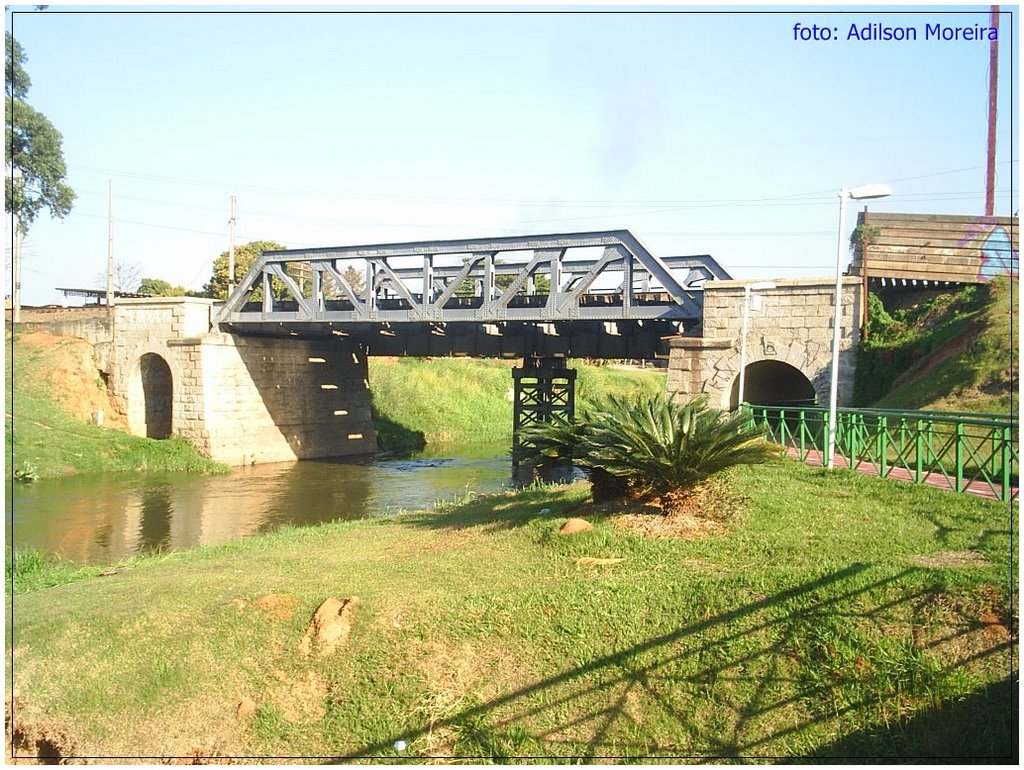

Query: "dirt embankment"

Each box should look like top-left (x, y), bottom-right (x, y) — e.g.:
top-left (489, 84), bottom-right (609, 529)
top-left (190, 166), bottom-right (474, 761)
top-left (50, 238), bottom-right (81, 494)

top-left (13, 330), bottom-right (127, 429)
top-left (6, 695), bottom-right (78, 765)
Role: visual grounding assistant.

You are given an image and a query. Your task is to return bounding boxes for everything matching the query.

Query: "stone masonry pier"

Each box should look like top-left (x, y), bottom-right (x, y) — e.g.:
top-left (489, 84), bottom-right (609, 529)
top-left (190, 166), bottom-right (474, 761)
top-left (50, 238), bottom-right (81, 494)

top-left (107, 298), bottom-right (376, 465)
top-left (667, 277), bottom-right (861, 409)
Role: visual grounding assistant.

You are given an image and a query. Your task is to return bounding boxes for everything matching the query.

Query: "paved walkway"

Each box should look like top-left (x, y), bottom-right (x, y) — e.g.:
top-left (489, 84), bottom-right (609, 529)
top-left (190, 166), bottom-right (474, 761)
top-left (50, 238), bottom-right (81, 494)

top-left (786, 447), bottom-right (1018, 503)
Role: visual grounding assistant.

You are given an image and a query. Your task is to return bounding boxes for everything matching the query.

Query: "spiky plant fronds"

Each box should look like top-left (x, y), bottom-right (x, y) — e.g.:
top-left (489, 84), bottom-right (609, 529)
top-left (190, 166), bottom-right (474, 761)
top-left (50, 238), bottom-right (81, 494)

top-left (515, 393), bottom-right (781, 499)
top-left (579, 393), bottom-right (781, 494)
top-left (516, 414), bottom-right (587, 468)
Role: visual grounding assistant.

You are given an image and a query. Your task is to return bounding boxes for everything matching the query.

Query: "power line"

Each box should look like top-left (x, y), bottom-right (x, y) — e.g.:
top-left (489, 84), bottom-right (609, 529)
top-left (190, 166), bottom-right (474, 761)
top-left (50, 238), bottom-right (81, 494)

top-left (68, 183), bottom-right (1014, 221)
top-left (68, 162), bottom-right (836, 205)
top-left (884, 160), bottom-right (1016, 186)
top-left (67, 160), bottom-right (1017, 209)
top-left (68, 190), bottom-right (1013, 243)
top-left (73, 211), bottom-right (228, 238)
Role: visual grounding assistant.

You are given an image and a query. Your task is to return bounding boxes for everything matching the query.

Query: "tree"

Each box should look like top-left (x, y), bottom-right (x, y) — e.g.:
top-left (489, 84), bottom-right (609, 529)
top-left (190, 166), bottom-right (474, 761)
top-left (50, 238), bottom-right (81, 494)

top-left (320, 264), bottom-right (365, 301)
top-left (5, 32), bottom-right (75, 233)
top-left (340, 265), bottom-right (365, 296)
top-left (5, 31), bottom-right (30, 99)
top-left (138, 277), bottom-right (189, 297)
top-left (203, 240), bottom-right (287, 299)
top-left (94, 261), bottom-right (142, 293)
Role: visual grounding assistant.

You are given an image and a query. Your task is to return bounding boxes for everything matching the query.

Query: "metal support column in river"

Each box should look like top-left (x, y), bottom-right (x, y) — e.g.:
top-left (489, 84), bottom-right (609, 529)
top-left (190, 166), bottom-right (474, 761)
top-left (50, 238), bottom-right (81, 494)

top-left (511, 356), bottom-right (577, 465)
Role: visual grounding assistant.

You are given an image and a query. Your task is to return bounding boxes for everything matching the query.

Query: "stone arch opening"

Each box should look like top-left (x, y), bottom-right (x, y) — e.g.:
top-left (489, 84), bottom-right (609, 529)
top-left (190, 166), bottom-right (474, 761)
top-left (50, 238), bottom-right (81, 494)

top-left (139, 353), bottom-right (173, 438)
top-left (729, 360), bottom-right (817, 410)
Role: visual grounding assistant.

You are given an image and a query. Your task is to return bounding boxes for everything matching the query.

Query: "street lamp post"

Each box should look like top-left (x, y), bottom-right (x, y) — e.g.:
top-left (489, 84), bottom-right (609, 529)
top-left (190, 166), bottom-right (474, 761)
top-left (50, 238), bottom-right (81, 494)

top-left (738, 281), bottom-right (776, 408)
top-left (826, 183), bottom-right (891, 469)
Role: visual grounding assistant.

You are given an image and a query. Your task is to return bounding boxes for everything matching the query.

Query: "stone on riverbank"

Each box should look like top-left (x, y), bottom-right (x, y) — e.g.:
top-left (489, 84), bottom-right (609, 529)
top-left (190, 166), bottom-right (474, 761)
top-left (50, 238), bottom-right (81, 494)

top-left (559, 518), bottom-right (592, 535)
top-left (299, 597), bottom-right (360, 657)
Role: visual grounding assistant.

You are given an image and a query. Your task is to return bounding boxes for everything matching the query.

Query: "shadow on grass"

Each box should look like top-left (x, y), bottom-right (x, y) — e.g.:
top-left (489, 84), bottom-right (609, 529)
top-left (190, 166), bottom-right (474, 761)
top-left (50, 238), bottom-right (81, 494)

top-left (804, 673), bottom-right (1018, 762)
top-left (324, 564), bottom-right (1017, 762)
top-left (402, 483), bottom-right (584, 532)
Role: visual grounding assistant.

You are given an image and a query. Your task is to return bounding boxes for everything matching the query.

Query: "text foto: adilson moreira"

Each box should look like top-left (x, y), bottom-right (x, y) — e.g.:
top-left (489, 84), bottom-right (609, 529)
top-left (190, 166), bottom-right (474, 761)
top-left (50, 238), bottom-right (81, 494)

top-left (847, 22), bottom-right (998, 42)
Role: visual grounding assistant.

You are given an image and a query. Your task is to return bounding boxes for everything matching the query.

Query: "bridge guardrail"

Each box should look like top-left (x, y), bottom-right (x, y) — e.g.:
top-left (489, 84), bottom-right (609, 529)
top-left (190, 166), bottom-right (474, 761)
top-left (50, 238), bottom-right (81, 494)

top-left (743, 403), bottom-right (1019, 502)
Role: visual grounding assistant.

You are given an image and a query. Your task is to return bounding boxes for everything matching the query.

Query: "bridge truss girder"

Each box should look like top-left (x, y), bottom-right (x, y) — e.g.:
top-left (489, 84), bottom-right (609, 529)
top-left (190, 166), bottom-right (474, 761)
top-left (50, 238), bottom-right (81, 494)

top-left (214, 230), bottom-right (730, 335)
top-left (222, 318), bottom-right (684, 360)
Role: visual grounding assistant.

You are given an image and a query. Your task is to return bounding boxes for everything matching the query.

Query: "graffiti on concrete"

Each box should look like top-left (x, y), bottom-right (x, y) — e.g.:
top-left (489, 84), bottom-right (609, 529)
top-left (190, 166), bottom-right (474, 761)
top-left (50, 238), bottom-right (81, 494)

top-left (957, 220), bottom-right (1019, 282)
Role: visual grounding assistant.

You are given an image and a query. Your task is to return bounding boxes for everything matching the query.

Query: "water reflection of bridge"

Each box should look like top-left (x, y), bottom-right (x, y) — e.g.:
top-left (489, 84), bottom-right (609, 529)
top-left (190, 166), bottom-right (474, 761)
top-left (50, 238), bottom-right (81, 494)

top-left (11, 448), bottom-right (514, 564)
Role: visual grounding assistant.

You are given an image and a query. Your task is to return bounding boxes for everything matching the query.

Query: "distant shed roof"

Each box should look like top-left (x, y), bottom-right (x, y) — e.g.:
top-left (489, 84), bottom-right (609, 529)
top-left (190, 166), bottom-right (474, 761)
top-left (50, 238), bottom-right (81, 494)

top-left (56, 287), bottom-right (152, 302)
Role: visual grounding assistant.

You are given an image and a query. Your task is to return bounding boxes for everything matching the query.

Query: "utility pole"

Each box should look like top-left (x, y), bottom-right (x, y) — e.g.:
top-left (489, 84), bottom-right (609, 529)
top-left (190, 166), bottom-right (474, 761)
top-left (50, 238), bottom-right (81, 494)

top-left (228, 195), bottom-right (237, 295)
top-left (13, 224), bottom-right (22, 323)
top-left (985, 5), bottom-right (1000, 216)
top-left (106, 180), bottom-right (114, 321)
top-left (11, 168), bottom-right (22, 323)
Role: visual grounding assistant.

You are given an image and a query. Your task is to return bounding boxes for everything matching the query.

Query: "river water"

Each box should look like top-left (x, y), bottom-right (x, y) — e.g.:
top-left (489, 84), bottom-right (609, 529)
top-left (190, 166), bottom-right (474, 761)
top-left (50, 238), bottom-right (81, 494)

top-left (7, 442), bottom-right (524, 565)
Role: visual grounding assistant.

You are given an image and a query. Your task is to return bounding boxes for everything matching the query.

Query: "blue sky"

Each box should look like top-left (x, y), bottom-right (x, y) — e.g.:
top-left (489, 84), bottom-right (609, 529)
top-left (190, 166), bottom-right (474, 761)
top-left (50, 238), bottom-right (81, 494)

top-left (5, 3), bottom-right (1018, 304)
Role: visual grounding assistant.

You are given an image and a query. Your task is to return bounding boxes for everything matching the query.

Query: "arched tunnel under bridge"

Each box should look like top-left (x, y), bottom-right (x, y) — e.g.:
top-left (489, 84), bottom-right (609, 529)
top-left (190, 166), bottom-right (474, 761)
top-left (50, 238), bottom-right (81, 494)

top-left (139, 353), bottom-right (173, 439)
top-left (729, 360), bottom-right (817, 410)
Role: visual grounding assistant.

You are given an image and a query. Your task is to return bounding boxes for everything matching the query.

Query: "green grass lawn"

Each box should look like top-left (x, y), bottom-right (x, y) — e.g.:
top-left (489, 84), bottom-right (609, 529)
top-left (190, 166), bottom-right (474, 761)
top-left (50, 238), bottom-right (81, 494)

top-left (7, 460), bottom-right (1016, 762)
top-left (368, 357), bottom-right (665, 449)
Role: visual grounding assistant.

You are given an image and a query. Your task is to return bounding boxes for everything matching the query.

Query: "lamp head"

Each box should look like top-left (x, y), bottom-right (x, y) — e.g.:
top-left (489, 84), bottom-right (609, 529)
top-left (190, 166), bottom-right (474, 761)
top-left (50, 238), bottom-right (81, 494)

top-left (847, 183), bottom-right (892, 200)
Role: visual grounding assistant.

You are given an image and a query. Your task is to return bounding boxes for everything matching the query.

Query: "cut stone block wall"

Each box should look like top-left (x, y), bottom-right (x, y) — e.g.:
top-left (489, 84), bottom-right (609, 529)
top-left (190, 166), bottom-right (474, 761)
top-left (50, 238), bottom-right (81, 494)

top-left (180, 334), bottom-right (376, 465)
top-left (109, 298), bottom-right (377, 464)
top-left (667, 278), bottom-right (861, 409)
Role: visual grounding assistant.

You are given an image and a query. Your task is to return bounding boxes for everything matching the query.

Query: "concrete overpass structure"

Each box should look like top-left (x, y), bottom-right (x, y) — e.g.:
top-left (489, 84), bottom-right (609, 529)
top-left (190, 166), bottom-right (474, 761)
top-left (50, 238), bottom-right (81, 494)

top-left (99, 231), bottom-right (861, 465)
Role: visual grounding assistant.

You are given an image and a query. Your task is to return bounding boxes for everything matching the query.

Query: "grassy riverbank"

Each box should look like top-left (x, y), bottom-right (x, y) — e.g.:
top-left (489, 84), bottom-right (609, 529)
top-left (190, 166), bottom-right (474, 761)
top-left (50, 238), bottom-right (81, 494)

top-left (857, 277), bottom-right (1017, 414)
top-left (6, 328), bottom-right (227, 481)
top-left (369, 357), bottom-right (665, 449)
top-left (7, 460), bottom-right (1016, 762)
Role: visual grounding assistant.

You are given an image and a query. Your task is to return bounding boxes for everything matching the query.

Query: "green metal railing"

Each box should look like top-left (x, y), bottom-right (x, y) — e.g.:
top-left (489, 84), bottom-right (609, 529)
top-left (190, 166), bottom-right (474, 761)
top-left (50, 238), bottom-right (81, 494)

top-left (743, 403), bottom-right (1019, 502)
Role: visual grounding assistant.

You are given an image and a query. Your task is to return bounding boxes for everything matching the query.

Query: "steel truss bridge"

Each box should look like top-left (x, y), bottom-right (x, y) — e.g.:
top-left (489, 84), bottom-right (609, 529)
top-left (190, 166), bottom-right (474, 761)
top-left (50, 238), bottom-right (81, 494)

top-left (215, 230), bottom-right (731, 359)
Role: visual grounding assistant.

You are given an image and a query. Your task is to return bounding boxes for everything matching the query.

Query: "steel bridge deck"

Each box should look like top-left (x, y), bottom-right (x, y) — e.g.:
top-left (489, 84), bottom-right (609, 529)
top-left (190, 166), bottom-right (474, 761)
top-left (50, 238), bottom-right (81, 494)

top-left (215, 230), bottom-right (730, 358)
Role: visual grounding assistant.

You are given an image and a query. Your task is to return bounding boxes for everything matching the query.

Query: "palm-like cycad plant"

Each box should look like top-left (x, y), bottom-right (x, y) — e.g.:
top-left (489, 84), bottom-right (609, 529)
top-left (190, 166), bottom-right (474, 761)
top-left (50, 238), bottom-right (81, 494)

top-left (516, 414), bottom-right (586, 468)
top-left (518, 412), bottom-right (629, 501)
top-left (581, 393), bottom-right (780, 494)
top-left (518, 393), bottom-right (781, 500)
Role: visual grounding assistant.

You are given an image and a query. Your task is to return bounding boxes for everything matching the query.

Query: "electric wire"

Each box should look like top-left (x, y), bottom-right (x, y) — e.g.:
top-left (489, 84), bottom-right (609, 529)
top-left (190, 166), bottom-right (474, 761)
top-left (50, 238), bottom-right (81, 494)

top-left (66, 160), bottom-right (1017, 210)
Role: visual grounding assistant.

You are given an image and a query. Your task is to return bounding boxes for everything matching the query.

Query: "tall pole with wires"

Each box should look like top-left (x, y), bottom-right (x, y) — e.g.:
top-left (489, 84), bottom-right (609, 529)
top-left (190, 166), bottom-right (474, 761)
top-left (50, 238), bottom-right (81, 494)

top-left (985, 5), bottom-right (999, 216)
top-left (11, 168), bottom-right (23, 323)
top-left (106, 180), bottom-right (114, 321)
top-left (228, 195), bottom-right (237, 296)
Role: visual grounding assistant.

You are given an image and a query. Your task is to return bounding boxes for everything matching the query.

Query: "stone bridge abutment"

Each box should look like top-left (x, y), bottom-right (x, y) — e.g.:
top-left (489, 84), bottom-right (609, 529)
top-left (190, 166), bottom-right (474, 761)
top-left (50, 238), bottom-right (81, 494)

top-left (667, 277), bottom-right (861, 410)
top-left (108, 298), bottom-right (377, 465)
